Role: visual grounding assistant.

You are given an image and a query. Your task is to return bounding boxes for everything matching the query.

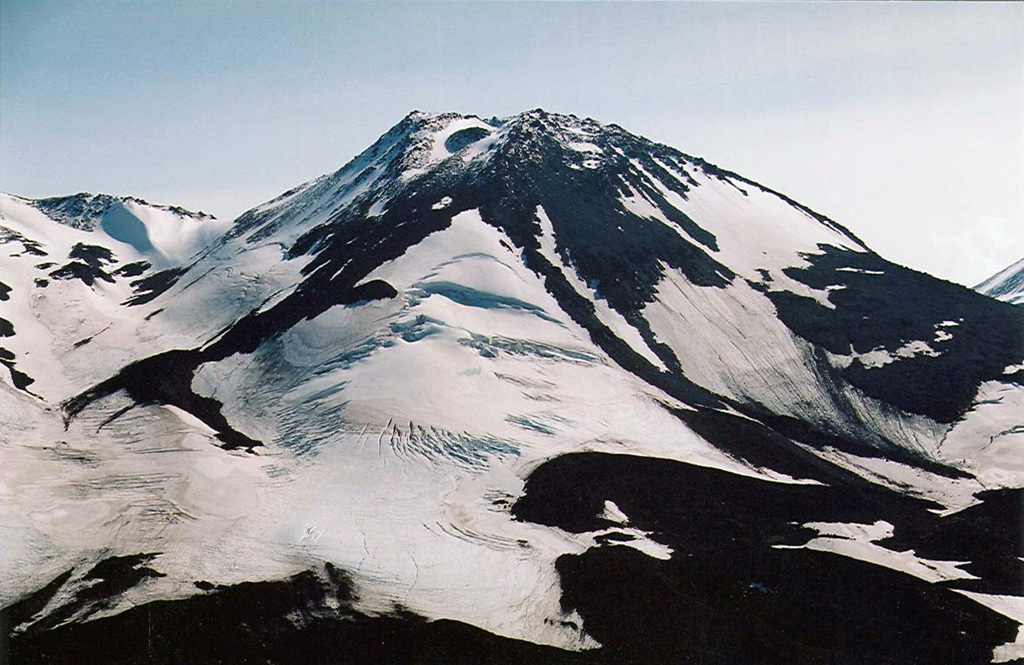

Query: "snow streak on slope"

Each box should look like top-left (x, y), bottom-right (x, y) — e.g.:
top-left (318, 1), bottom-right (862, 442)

top-left (619, 151), bottom-right (861, 301)
top-left (534, 206), bottom-right (668, 372)
top-left (642, 268), bottom-right (949, 463)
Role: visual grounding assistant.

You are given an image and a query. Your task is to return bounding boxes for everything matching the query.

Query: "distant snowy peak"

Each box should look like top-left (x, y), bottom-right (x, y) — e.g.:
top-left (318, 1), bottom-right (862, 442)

top-left (29, 192), bottom-right (215, 230)
top-left (7, 192), bottom-right (227, 265)
top-left (977, 257), bottom-right (1024, 305)
top-left (0, 192), bottom-right (230, 399)
top-left (222, 110), bottom-right (500, 246)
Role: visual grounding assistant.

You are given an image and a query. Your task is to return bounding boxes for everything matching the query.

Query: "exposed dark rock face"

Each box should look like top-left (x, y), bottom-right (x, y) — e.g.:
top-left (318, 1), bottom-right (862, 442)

top-left (5, 566), bottom-right (591, 665)
top-left (48, 243), bottom-right (118, 286)
top-left (123, 266), bottom-right (187, 305)
top-left (765, 246), bottom-right (1024, 422)
top-left (513, 452), bottom-right (1020, 665)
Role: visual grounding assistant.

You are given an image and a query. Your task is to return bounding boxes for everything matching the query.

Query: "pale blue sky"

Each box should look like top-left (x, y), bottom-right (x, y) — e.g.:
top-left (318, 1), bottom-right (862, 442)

top-left (2, 1), bottom-right (1021, 285)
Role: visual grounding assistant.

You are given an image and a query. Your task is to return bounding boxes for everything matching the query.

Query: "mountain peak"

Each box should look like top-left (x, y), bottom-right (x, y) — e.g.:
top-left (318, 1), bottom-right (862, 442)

top-left (23, 192), bottom-right (215, 232)
top-left (394, 108), bottom-right (601, 157)
top-left (226, 108), bottom-right (865, 258)
top-left (0, 191), bottom-right (225, 266)
top-left (6, 108), bottom-right (1024, 664)
top-left (28, 192), bottom-right (121, 231)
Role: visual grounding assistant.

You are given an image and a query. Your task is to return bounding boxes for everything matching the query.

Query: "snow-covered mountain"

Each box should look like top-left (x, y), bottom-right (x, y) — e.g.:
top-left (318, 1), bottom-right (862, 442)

top-left (0, 193), bottom-right (229, 399)
top-left (2, 110), bottom-right (1023, 664)
top-left (978, 256), bottom-right (1024, 305)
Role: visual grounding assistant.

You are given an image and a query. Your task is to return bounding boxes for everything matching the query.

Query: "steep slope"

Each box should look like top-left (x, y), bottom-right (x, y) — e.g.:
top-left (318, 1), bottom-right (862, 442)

top-left (3, 110), bottom-right (1023, 664)
top-left (978, 256), bottom-right (1024, 305)
top-left (61, 109), bottom-right (1024, 480)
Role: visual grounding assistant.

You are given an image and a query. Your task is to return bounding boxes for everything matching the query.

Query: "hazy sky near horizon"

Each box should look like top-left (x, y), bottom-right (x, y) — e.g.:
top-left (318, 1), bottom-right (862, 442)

top-left (2, 1), bottom-right (1021, 286)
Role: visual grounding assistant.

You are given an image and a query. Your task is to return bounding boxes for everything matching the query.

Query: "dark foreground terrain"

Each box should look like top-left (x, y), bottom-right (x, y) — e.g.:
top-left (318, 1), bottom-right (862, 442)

top-left (6, 450), bottom-right (1019, 665)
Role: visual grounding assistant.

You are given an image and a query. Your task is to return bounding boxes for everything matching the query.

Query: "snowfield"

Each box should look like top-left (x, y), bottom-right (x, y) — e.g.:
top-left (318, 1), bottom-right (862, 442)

top-left (2, 109), bottom-right (1022, 664)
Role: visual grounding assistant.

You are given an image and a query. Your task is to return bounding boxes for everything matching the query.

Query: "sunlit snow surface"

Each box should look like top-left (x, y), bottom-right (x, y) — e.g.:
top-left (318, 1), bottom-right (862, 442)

top-left (2, 205), bottom-right (798, 649)
top-left (2, 110), bottom-right (1023, 659)
top-left (183, 208), bottom-right (792, 647)
top-left (0, 194), bottom-right (233, 399)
